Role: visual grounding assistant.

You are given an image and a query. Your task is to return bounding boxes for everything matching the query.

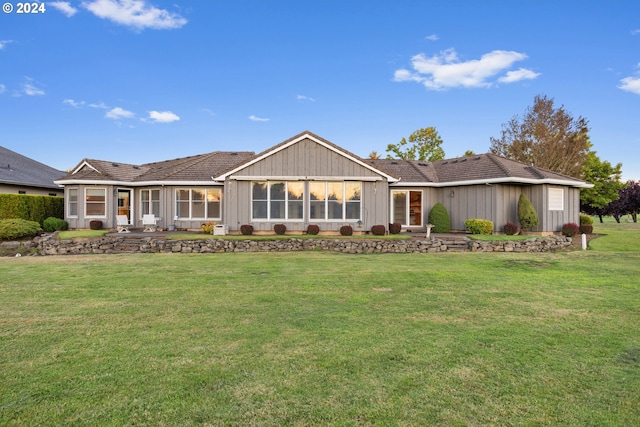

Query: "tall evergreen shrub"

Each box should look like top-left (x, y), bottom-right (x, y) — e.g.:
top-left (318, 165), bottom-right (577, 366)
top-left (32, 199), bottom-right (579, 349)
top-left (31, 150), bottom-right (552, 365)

top-left (517, 194), bottom-right (539, 231)
top-left (428, 202), bottom-right (451, 233)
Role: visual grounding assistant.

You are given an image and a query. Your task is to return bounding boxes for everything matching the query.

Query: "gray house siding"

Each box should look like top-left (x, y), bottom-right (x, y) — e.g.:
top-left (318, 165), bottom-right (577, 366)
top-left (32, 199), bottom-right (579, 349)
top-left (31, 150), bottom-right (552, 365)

top-left (223, 137), bottom-right (389, 234)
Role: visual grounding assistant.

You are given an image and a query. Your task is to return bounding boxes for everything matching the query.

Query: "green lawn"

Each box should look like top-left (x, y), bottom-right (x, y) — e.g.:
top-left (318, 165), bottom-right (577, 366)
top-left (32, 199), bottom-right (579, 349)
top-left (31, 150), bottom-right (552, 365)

top-left (1, 221), bottom-right (639, 425)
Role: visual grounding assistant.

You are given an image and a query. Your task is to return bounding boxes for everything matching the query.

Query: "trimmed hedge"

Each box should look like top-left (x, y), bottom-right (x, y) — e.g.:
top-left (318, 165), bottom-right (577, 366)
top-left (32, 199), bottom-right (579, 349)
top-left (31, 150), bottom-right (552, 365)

top-left (240, 224), bottom-right (254, 235)
top-left (428, 202), bottom-right (451, 233)
top-left (306, 224), bottom-right (320, 235)
top-left (503, 222), bottom-right (520, 235)
top-left (371, 225), bottom-right (386, 236)
top-left (561, 223), bottom-right (580, 237)
top-left (340, 225), bottom-right (353, 236)
top-left (464, 218), bottom-right (494, 235)
top-left (274, 224), bottom-right (287, 235)
top-left (388, 223), bottom-right (402, 234)
top-left (0, 194), bottom-right (64, 225)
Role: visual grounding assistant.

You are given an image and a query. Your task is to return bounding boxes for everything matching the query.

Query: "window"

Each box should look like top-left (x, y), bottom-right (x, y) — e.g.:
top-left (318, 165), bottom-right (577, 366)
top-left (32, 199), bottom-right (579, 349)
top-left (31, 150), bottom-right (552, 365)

top-left (68, 188), bottom-right (78, 217)
top-left (85, 188), bottom-right (106, 217)
top-left (141, 189), bottom-right (160, 216)
top-left (549, 188), bottom-right (564, 211)
top-left (391, 190), bottom-right (422, 226)
top-left (175, 188), bottom-right (222, 219)
top-left (252, 181), bottom-right (305, 221)
top-left (309, 181), bottom-right (361, 221)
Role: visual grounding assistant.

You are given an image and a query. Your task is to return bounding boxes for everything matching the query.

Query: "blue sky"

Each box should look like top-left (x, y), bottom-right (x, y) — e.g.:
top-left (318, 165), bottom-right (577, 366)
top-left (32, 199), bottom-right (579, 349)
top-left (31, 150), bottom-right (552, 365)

top-left (2, 0), bottom-right (639, 180)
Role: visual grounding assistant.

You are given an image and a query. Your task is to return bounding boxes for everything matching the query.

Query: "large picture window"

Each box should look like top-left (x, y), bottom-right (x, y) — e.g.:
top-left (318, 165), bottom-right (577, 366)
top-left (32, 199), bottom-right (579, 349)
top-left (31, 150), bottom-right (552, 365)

top-left (85, 188), bottom-right (106, 217)
top-left (310, 182), bottom-right (361, 221)
top-left (252, 181), bottom-right (304, 221)
top-left (175, 188), bottom-right (221, 219)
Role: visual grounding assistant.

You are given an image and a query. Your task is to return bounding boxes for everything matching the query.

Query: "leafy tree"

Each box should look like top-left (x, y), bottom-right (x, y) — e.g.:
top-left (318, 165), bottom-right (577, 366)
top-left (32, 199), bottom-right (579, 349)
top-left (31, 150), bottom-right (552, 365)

top-left (368, 151), bottom-right (381, 159)
top-left (386, 127), bottom-right (445, 161)
top-left (490, 95), bottom-right (591, 178)
top-left (517, 193), bottom-right (539, 231)
top-left (463, 150), bottom-right (476, 157)
top-left (580, 151), bottom-right (624, 216)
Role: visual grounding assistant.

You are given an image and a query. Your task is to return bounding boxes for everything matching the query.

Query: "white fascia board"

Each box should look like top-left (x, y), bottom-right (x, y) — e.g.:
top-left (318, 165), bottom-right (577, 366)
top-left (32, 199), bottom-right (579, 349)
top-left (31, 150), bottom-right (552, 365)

top-left (72, 160), bottom-right (101, 175)
top-left (229, 175), bottom-right (384, 182)
top-left (215, 132), bottom-right (399, 183)
top-left (389, 177), bottom-right (593, 189)
top-left (54, 180), bottom-right (225, 186)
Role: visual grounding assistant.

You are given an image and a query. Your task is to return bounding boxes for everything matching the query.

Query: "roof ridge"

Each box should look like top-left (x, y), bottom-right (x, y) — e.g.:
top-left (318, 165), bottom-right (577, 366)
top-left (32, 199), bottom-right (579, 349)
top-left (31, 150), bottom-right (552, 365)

top-left (158, 151), bottom-right (221, 179)
top-left (407, 160), bottom-right (435, 182)
top-left (486, 153), bottom-right (512, 177)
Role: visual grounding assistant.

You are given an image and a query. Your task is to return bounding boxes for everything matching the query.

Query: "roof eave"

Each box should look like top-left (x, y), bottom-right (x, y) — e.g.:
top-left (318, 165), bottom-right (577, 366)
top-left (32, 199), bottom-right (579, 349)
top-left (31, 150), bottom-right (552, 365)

top-left (389, 177), bottom-right (593, 188)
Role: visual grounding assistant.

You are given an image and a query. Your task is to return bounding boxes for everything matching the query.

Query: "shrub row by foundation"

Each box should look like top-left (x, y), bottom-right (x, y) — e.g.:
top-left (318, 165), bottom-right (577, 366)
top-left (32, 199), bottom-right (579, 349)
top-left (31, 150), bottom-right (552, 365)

top-left (0, 194), bottom-right (64, 225)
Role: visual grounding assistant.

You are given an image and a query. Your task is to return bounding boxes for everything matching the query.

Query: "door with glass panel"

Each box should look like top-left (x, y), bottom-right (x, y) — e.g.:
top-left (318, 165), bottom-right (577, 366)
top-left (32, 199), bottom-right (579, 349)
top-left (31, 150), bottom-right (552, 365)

top-left (117, 189), bottom-right (132, 222)
top-left (391, 190), bottom-right (422, 227)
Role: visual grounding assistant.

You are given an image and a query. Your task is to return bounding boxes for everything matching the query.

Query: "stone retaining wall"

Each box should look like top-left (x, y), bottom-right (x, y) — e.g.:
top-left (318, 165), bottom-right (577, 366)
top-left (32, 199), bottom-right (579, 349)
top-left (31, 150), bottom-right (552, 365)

top-left (33, 234), bottom-right (573, 255)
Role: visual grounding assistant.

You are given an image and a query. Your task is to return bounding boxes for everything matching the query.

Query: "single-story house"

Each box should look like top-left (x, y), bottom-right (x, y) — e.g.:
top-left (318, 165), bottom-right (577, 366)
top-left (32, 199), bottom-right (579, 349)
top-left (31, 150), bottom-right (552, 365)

top-left (0, 146), bottom-right (65, 196)
top-left (54, 131), bottom-right (592, 234)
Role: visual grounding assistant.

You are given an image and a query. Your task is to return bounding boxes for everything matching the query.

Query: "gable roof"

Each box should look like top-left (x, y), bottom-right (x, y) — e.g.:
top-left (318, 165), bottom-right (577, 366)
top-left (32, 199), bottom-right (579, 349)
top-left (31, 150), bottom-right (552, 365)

top-left (215, 131), bottom-right (399, 182)
top-left (56, 151), bottom-right (254, 186)
top-left (0, 146), bottom-right (65, 190)
top-left (369, 153), bottom-right (592, 188)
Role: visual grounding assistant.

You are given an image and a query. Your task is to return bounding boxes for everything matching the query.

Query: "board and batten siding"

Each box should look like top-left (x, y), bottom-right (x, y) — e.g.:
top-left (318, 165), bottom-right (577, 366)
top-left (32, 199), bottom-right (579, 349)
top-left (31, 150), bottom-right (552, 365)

top-left (222, 137), bottom-right (390, 233)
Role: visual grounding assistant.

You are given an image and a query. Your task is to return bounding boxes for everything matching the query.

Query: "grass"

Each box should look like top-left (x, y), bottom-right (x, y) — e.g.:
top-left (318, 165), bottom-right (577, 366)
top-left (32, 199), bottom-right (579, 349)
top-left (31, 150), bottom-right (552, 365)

top-left (1, 221), bottom-right (639, 425)
top-left (58, 229), bottom-right (110, 239)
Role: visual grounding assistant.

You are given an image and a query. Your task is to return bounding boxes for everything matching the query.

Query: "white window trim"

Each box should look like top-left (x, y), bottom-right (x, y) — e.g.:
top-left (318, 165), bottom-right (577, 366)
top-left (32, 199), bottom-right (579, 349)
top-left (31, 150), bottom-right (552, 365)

top-left (84, 187), bottom-right (107, 218)
top-left (309, 181), bottom-right (362, 222)
top-left (176, 188), bottom-right (222, 220)
top-left (67, 188), bottom-right (79, 218)
top-left (140, 188), bottom-right (161, 217)
top-left (251, 181), bottom-right (305, 222)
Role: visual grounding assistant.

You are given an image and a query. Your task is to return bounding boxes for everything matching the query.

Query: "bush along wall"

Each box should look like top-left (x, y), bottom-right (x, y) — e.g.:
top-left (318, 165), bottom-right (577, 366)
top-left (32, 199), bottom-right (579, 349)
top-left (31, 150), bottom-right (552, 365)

top-left (0, 194), bottom-right (64, 225)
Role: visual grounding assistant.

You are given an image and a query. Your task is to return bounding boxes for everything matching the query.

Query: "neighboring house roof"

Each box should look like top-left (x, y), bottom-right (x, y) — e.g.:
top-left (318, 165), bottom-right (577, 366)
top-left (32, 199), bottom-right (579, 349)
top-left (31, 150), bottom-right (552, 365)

top-left (0, 146), bottom-right (65, 190)
top-left (56, 151), bottom-right (255, 186)
top-left (55, 133), bottom-right (592, 189)
top-left (369, 154), bottom-right (592, 188)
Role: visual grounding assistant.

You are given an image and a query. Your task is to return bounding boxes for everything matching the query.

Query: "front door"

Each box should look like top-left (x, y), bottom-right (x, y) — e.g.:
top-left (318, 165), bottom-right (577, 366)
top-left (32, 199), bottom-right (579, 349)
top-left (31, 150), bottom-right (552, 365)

top-left (117, 189), bottom-right (132, 222)
top-left (391, 190), bottom-right (423, 227)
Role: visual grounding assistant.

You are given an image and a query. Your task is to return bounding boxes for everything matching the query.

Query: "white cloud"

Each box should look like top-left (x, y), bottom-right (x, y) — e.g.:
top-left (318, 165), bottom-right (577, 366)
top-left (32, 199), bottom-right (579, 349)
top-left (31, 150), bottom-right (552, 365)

top-left (106, 106), bottom-right (135, 119)
top-left (498, 68), bottom-right (540, 83)
top-left (297, 94), bottom-right (316, 102)
top-left (63, 99), bottom-right (85, 107)
top-left (82, 0), bottom-right (187, 30)
top-left (394, 48), bottom-right (536, 90)
top-left (425, 34), bottom-right (439, 41)
top-left (148, 110), bottom-right (180, 123)
top-left (0, 84), bottom-right (5, 94)
top-left (50, 1), bottom-right (78, 17)
top-left (22, 78), bottom-right (45, 96)
top-left (0, 40), bottom-right (13, 50)
top-left (89, 101), bottom-right (109, 109)
top-left (632, 29), bottom-right (640, 36)
top-left (249, 115), bottom-right (270, 122)
top-left (619, 76), bottom-right (640, 95)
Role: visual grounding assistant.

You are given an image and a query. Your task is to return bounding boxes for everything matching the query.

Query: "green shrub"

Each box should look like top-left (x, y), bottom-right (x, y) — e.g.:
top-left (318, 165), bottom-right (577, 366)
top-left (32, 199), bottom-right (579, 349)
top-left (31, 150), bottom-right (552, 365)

top-left (240, 224), bottom-right (254, 235)
top-left (503, 222), bottom-right (520, 235)
top-left (306, 224), bottom-right (320, 235)
top-left (580, 214), bottom-right (594, 225)
top-left (562, 223), bottom-right (580, 237)
top-left (464, 218), bottom-right (494, 235)
top-left (428, 202), bottom-right (451, 233)
top-left (200, 222), bottom-right (216, 234)
top-left (43, 217), bottom-right (68, 232)
top-left (340, 225), bottom-right (353, 236)
top-left (0, 219), bottom-right (43, 240)
top-left (579, 225), bottom-right (593, 234)
top-left (0, 194), bottom-right (64, 224)
top-left (517, 194), bottom-right (539, 231)
top-left (388, 223), bottom-right (402, 234)
top-left (371, 225), bottom-right (386, 236)
top-left (274, 224), bottom-right (287, 235)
